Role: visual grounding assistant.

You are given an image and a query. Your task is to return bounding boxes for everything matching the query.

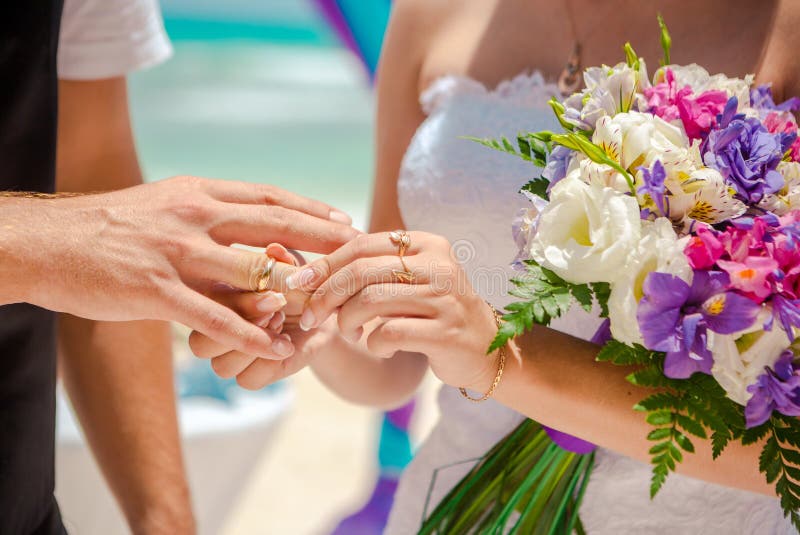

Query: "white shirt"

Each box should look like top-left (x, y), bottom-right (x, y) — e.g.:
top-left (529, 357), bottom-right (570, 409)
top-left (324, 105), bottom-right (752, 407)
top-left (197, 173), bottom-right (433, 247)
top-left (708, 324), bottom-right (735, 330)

top-left (58, 0), bottom-right (172, 80)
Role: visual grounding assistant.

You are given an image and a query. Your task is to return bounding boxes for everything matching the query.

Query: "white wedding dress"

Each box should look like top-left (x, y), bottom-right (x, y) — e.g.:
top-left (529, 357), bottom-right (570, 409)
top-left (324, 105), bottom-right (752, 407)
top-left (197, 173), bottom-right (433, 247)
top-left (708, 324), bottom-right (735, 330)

top-left (385, 72), bottom-right (794, 534)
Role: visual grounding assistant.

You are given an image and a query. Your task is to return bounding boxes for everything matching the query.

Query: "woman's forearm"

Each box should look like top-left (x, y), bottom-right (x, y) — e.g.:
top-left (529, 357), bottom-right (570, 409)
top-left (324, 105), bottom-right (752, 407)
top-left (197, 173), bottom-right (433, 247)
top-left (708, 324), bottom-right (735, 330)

top-left (491, 325), bottom-right (774, 496)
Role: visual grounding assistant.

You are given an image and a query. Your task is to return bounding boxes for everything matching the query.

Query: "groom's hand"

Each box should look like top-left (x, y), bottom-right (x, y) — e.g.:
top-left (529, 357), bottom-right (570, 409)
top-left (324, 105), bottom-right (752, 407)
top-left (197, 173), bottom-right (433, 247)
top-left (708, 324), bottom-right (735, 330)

top-left (1, 176), bottom-right (358, 358)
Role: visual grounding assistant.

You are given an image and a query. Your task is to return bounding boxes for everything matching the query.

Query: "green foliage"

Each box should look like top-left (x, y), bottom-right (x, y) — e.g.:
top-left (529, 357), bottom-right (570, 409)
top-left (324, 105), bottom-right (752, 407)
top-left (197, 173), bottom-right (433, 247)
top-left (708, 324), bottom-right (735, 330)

top-left (467, 131), bottom-right (556, 201)
top-left (657, 14), bottom-right (672, 66)
top-left (763, 416), bottom-right (800, 530)
top-left (550, 132), bottom-right (636, 194)
top-left (624, 42), bottom-right (640, 71)
top-left (489, 261), bottom-right (599, 353)
top-left (590, 282), bottom-right (611, 317)
top-left (521, 177), bottom-right (550, 201)
top-left (596, 342), bottom-right (747, 497)
top-left (465, 131), bottom-right (554, 168)
top-left (599, 341), bottom-right (800, 524)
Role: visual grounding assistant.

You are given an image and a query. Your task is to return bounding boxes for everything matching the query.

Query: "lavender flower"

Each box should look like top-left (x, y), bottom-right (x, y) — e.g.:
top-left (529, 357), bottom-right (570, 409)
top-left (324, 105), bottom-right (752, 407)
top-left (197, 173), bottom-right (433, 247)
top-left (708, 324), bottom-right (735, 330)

top-left (702, 97), bottom-right (795, 204)
top-left (637, 160), bottom-right (667, 215)
top-left (541, 145), bottom-right (573, 190)
top-left (637, 270), bottom-right (761, 378)
top-left (745, 351), bottom-right (800, 427)
top-left (750, 85), bottom-right (800, 114)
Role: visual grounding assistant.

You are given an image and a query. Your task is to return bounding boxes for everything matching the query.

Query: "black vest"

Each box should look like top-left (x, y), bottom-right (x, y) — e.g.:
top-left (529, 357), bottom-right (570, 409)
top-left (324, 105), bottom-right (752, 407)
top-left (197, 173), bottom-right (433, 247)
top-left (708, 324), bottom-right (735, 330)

top-left (0, 3), bottom-right (66, 534)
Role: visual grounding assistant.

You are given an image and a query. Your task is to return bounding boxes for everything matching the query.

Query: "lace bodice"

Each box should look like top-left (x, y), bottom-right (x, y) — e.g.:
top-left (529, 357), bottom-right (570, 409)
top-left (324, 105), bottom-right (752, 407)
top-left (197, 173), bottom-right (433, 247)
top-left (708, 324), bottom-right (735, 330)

top-left (385, 73), bottom-right (793, 534)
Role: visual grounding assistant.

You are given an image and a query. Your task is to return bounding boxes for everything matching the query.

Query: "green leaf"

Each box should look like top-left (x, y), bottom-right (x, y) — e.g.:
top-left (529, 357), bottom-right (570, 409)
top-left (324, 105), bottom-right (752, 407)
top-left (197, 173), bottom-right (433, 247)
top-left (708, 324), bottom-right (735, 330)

top-left (657, 13), bottom-right (672, 66)
top-left (520, 177), bottom-right (550, 201)
top-left (672, 430), bottom-right (695, 453)
top-left (634, 392), bottom-right (682, 412)
top-left (675, 414), bottom-right (707, 439)
top-left (570, 284), bottom-right (593, 312)
top-left (711, 430), bottom-right (731, 460)
top-left (742, 422), bottom-right (770, 445)
top-left (646, 411), bottom-right (674, 426)
top-left (596, 340), bottom-right (651, 367)
top-left (591, 282), bottom-right (611, 317)
top-left (647, 428), bottom-right (671, 441)
top-left (648, 441), bottom-right (670, 455)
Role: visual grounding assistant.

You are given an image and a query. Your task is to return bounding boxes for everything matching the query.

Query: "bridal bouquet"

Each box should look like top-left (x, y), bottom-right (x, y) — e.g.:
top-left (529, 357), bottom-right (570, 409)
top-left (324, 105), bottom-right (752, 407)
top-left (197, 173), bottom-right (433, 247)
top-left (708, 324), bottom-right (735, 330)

top-left (421, 17), bottom-right (800, 534)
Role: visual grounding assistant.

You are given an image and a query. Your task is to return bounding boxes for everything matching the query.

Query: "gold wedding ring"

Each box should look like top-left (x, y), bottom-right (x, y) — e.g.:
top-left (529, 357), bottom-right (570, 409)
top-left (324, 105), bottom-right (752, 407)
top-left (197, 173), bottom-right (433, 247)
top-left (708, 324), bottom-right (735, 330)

top-left (389, 230), bottom-right (415, 283)
top-left (256, 256), bottom-right (277, 292)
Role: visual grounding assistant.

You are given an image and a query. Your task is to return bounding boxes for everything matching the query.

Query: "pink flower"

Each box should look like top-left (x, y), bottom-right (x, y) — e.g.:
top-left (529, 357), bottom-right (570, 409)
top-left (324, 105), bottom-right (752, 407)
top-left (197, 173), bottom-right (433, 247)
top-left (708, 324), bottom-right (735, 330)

top-left (764, 111), bottom-right (800, 162)
top-left (717, 257), bottom-right (777, 301)
top-left (644, 69), bottom-right (728, 140)
top-left (684, 226), bottom-right (724, 269)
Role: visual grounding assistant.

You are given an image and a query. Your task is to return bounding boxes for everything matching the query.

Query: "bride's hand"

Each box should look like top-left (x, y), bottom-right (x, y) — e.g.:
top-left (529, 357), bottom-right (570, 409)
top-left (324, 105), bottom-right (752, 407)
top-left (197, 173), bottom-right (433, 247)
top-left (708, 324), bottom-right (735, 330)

top-left (189, 243), bottom-right (336, 388)
top-left (286, 231), bottom-right (502, 391)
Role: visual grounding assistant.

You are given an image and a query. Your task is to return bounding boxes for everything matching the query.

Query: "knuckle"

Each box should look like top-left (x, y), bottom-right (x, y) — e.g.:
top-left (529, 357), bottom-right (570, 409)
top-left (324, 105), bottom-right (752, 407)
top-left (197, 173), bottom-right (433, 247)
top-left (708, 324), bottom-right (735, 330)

top-left (359, 285), bottom-right (382, 307)
top-left (211, 357), bottom-right (236, 379)
top-left (240, 327), bottom-right (265, 353)
top-left (203, 309), bottom-right (231, 335)
top-left (235, 372), bottom-right (261, 391)
top-left (380, 321), bottom-right (403, 342)
top-left (187, 331), bottom-right (209, 356)
top-left (257, 184), bottom-right (282, 205)
top-left (265, 206), bottom-right (292, 235)
top-left (170, 197), bottom-right (215, 225)
top-left (351, 233), bottom-right (373, 256)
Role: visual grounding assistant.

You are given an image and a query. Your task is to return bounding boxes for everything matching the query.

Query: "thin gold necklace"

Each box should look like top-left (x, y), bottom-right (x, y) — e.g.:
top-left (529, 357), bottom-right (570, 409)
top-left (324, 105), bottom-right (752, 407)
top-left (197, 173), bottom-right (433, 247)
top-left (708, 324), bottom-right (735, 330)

top-left (557, 0), bottom-right (583, 94)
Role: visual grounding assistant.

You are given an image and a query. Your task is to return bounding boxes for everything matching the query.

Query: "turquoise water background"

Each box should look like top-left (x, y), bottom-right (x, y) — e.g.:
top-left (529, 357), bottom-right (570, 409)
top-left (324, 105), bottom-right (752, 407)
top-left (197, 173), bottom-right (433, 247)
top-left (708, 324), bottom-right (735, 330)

top-left (129, 0), bottom-right (375, 228)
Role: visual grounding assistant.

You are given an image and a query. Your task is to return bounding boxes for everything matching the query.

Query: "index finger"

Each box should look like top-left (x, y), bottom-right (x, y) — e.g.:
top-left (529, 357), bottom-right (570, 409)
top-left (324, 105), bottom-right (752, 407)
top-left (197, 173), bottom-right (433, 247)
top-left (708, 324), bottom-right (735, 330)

top-left (211, 204), bottom-right (361, 254)
top-left (204, 179), bottom-right (353, 224)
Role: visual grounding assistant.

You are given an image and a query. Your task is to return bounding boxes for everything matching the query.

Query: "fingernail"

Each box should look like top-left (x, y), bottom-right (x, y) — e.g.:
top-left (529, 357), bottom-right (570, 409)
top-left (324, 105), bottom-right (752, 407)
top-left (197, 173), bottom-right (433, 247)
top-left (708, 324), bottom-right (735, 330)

top-left (256, 292), bottom-right (286, 312)
top-left (287, 268), bottom-right (316, 290)
top-left (271, 336), bottom-right (294, 357)
top-left (299, 308), bottom-right (316, 331)
top-left (256, 312), bottom-right (275, 328)
top-left (268, 311), bottom-right (286, 332)
top-left (330, 209), bottom-right (352, 224)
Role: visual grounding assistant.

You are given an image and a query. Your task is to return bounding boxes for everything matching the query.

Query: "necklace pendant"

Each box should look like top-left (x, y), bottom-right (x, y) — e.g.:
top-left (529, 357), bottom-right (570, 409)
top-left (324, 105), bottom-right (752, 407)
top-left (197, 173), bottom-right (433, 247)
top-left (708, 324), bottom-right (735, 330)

top-left (557, 42), bottom-right (582, 95)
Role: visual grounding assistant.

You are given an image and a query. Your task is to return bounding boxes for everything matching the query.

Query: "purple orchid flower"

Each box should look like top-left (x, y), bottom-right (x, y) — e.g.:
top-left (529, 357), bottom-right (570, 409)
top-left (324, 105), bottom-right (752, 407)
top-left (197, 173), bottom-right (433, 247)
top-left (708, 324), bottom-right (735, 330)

top-left (766, 295), bottom-right (800, 342)
top-left (750, 85), bottom-right (800, 114)
top-left (637, 270), bottom-right (761, 379)
top-left (637, 160), bottom-right (667, 216)
top-left (702, 97), bottom-right (795, 204)
top-left (745, 350), bottom-right (800, 428)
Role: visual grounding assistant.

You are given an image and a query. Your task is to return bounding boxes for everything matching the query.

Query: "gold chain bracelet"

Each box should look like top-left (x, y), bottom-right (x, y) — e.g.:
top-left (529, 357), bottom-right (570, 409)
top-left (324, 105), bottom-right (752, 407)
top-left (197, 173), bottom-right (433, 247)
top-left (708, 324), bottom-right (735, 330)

top-left (459, 303), bottom-right (507, 403)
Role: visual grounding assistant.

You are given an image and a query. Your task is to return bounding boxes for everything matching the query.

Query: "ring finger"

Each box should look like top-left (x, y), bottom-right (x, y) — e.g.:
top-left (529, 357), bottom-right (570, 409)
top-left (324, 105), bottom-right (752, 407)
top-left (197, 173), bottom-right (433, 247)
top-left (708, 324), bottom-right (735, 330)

top-left (337, 284), bottom-right (439, 342)
top-left (298, 253), bottom-right (436, 331)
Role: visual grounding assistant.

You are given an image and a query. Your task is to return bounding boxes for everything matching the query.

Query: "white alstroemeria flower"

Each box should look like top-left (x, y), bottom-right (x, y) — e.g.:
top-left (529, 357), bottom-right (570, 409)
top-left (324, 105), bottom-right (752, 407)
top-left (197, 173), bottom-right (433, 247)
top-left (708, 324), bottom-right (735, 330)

top-left (608, 217), bottom-right (692, 345)
top-left (758, 161), bottom-right (800, 215)
top-left (593, 112), bottom-right (688, 171)
top-left (576, 157), bottom-right (631, 193)
top-left (528, 174), bottom-right (641, 284)
top-left (709, 309), bottom-right (790, 405)
top-left (666, 167), bottom-right (746, 231)
top-left (563, 60), bottom-right (650, 129)
top-left (667, 64), bottom-right (754, 108)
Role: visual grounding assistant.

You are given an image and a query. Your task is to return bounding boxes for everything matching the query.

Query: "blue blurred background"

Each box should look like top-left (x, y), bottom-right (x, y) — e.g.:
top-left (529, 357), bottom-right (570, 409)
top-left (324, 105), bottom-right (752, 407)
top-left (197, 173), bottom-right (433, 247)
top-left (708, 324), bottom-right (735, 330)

top-left (131, 0), bottom-right (375, 230)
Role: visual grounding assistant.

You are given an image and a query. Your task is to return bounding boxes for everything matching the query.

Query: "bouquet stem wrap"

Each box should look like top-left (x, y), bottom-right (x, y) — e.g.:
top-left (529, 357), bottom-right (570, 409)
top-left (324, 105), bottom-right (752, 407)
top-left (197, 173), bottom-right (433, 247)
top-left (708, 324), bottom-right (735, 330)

top-left (419, 420), bottom-right (594, 535)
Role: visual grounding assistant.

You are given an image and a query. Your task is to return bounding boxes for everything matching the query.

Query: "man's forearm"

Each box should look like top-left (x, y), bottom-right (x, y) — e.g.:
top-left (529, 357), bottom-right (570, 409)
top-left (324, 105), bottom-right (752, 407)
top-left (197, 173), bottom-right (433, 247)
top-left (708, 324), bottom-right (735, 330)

top-left (0, 196), bottom-right (61, 305)
top-left (59, 317), bottom-right (194, 534)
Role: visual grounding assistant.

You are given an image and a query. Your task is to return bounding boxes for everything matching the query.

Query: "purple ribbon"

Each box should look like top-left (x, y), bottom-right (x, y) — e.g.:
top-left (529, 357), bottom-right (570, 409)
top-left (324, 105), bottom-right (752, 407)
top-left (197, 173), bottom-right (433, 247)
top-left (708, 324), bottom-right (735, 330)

top-left (541, 319), bottom-right (611, 454)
